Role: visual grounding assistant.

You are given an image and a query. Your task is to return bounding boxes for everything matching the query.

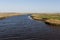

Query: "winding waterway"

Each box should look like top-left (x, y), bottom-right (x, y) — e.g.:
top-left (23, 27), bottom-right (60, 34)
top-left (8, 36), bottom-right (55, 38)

top-left (0, 14), bottom-right (60, 40)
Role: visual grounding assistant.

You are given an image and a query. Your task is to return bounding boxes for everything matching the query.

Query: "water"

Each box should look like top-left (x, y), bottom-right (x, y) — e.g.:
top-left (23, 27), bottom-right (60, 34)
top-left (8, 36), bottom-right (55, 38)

top-left (0, 14), bottom-right (60, 40)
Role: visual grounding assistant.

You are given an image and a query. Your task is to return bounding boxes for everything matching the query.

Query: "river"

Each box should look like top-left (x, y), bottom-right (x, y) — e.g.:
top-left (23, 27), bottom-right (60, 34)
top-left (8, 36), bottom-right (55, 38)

top-left (0, 14), bottom-right (60, 40)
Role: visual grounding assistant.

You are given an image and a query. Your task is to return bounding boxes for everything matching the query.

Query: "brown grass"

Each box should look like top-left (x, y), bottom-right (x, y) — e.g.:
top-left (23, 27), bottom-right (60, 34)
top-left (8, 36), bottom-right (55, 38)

top-left (0, 13), bottom-right (21, 20)
top-left (31, 13), bottom-right (60, 25)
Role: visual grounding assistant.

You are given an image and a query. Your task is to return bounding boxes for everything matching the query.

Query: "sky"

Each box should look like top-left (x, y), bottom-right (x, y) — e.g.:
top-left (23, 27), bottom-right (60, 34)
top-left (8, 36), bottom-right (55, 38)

top-left (0, 0), bottom-right (60, 13)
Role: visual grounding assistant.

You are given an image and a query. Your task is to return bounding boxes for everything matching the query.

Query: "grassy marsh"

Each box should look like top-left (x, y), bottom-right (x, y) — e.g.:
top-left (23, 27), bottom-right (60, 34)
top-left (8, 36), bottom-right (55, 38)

top-left (31, 13), bottom-right (60, 26)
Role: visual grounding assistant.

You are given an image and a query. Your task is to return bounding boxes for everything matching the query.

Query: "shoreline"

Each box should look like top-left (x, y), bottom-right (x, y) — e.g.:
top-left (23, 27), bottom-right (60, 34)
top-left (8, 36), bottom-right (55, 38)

top-left (0, 13), bottom-right (21, 20)
top-left (31, 14), bottom-right (60, 26)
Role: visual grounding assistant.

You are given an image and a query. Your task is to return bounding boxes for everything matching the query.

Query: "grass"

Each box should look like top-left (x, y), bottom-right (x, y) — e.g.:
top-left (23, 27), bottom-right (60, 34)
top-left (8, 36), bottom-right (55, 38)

top-left (0, 13), bottom-right (21, 20)
top-left (32, 14), bottom-right (60, 20)
top-left (31, 13), bottom-right (60, 26)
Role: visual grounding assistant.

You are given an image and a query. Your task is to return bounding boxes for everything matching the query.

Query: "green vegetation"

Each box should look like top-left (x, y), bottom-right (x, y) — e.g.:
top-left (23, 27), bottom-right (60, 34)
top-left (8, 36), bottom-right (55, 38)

top-left (31, 13), bottom-right (60, 26)
top-left (32, 14), bottom-right (60, 20)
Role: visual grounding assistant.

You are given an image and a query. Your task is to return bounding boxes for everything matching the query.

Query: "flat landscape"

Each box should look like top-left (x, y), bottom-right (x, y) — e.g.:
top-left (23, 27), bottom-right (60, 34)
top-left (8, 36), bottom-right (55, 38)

top-left (0, 0), bottom-right (60, 40)
top-left (0, 13), bottom-right (60, 40)
top-left (0, 13), bottom-right (60, 26)
top-left (0, 13), bottom-right (21, 17)
top-left (31, 13), bottom-right (60, 26)
top-left (0, 13), bottom-right (21, 20)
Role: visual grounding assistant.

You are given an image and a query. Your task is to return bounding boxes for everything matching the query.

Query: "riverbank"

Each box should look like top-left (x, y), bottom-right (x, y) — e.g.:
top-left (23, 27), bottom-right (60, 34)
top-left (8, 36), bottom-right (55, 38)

top-left (31, 14), bottom-right (60, 26)
top-left (0, 13), bottom-right (21, 20)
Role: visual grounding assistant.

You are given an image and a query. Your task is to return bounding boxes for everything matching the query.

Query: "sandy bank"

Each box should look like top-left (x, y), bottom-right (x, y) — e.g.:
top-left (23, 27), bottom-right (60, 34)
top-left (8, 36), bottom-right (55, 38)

top-left (31, 14), bottom-right (60, 26)
top-left (0, 13), bottom-right (21, 20)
